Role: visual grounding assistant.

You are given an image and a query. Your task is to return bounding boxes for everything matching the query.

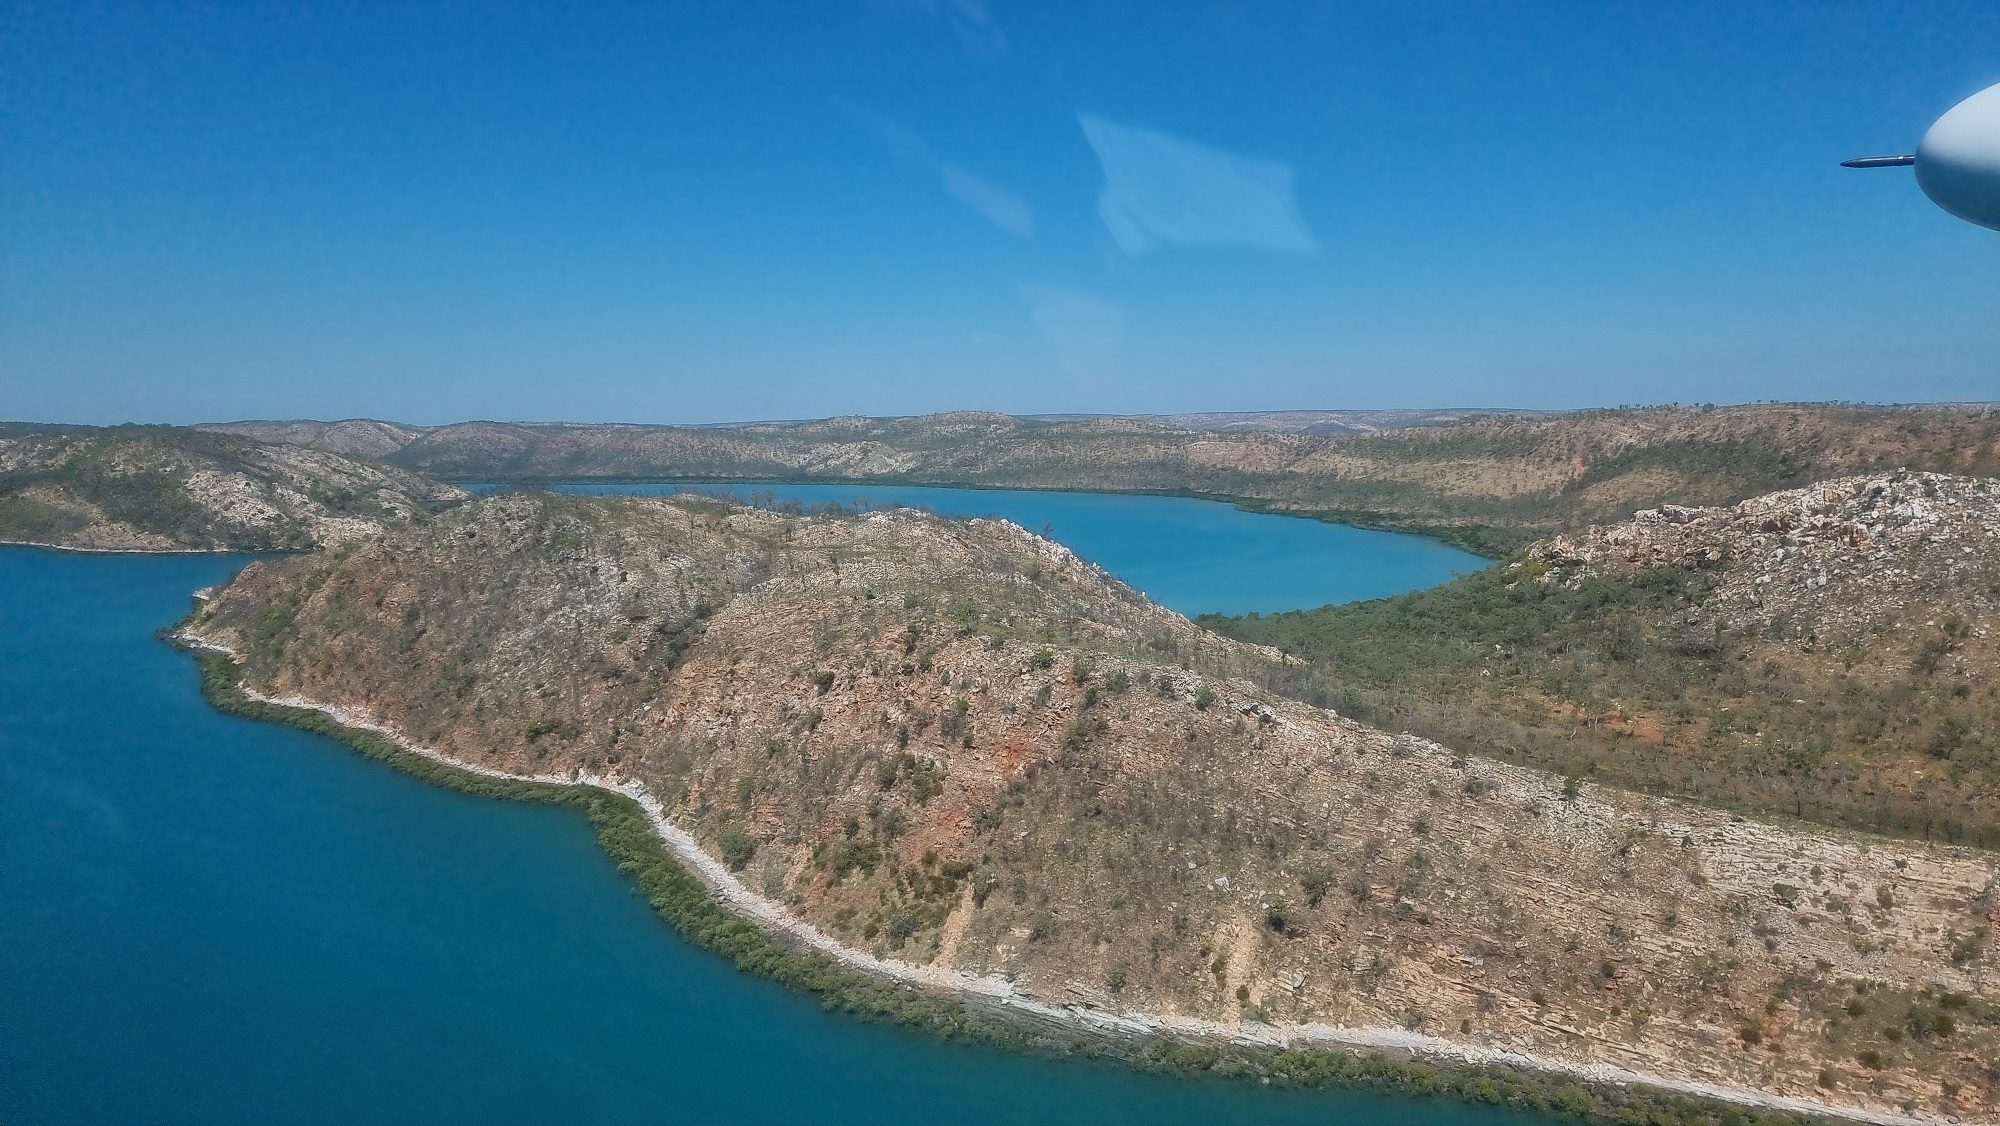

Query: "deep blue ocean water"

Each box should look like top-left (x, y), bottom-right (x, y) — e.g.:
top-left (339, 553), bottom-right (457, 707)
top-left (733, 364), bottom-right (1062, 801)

top-left (490, 481), bottom-right (1488, 617)
top-left (0, 504), bottom-right (1519, 1125)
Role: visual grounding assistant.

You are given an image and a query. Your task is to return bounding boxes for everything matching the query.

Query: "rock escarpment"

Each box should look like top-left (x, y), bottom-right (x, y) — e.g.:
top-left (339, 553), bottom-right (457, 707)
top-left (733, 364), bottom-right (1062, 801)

top-left (187, 491), bottom-right (2000, 1121)
top-left (0, 424), bottom-right (466, 551)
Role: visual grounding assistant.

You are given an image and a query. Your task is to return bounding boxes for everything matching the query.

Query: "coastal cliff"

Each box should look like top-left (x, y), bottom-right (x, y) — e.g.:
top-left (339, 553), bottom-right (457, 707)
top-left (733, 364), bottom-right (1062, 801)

top-left (0, 424), bottom-right (467, 551)
top-left (185, 490), bottom-right (2000, 1122)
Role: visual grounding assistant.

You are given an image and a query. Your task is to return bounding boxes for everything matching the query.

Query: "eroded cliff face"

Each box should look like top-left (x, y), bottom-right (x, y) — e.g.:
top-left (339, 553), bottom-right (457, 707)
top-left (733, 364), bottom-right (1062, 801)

top-left (188, 492), bottom-right (2000, 1120)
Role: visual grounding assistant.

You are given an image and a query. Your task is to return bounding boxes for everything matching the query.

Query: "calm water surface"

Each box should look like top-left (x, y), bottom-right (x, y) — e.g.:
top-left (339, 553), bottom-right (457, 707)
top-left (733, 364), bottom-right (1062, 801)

top-left (0, 514), bottom-right (1519, 1124)
top-left (496, 481), bottom-right (1488, 617)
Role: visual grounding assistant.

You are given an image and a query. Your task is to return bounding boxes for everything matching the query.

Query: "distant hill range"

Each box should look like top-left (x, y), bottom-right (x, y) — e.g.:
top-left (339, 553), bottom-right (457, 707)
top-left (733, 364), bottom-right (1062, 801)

top-left (1030, 408), bottom-right (1558, 436)
top-left (207, 404), bottom-right (2000, 555)
top-left (0, 423), bottom-right (465, 551)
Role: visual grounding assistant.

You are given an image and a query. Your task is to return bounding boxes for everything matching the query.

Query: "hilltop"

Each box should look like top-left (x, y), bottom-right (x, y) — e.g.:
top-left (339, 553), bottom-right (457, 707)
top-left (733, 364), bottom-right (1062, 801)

top-left (0, 424), bottom-right (466, 551)
top-left (185, 490), bottom-right (2000, 1121)
top-left (1209, 472), bottom-right (2000, 848)
top-left (207, 404), bottom-right (2000, 554)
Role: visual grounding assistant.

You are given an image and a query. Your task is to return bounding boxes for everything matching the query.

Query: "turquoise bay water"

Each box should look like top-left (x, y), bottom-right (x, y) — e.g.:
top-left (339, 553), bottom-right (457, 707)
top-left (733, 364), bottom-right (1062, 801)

top-left (0, 505), bottom-right (1515, 1124)
top-left (500, 481), bottom-right (1488, 617)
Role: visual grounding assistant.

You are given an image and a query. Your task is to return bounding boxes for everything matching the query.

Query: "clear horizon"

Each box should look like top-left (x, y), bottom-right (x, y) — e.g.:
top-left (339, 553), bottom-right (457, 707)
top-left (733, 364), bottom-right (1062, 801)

top-left (6, 4), bottom-right (1999, 424)
top-left (13, 396), bottom-right (2000, 432)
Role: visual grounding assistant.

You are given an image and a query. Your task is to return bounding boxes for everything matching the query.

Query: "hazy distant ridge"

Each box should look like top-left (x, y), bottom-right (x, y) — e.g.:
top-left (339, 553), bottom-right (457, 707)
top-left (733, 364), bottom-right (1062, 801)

top-left (206, 405), bottom-right (2000, 555)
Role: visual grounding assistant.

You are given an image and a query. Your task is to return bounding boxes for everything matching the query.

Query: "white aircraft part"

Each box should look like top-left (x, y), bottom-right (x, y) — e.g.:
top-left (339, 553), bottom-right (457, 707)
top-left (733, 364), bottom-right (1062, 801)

top-left (1916, 82), bottom-right (2000, 231)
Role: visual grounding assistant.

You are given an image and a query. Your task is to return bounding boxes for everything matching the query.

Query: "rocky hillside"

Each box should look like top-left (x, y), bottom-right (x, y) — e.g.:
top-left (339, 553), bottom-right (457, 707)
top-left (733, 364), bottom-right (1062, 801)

top-left (1532, 472), bottom-right (2000, 642)
top-left (186, 491), bottom-right (2000, 1121)
top-left (1212, 472), bottom-right (2000, 849)
top-left (207, 404), bottom-right (2000, 554)
top-left (0, 424), bottom-right (466, 551)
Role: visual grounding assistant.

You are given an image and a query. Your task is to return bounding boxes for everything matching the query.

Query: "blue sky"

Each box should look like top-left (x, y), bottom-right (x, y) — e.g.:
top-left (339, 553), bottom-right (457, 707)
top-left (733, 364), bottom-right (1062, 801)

top-left (4, 1), bottom-right (1997, 424)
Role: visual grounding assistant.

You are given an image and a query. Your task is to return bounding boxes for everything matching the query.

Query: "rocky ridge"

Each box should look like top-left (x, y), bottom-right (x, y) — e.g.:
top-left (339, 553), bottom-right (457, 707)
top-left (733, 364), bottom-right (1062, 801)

top-left (1532, 472), bottom-right (2000, 641)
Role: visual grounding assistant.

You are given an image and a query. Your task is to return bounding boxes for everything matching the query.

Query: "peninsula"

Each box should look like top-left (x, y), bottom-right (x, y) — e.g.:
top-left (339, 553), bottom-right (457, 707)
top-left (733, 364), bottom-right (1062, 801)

top-left (182, 488), bottom-right (2000, 1123)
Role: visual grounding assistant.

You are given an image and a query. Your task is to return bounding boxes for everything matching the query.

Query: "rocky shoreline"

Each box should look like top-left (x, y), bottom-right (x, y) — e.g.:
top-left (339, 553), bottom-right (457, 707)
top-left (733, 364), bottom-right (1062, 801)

top-left (175, 627), bottom-right (1968, 1126)
top-left (1, 537), bottom-right (216, 555)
